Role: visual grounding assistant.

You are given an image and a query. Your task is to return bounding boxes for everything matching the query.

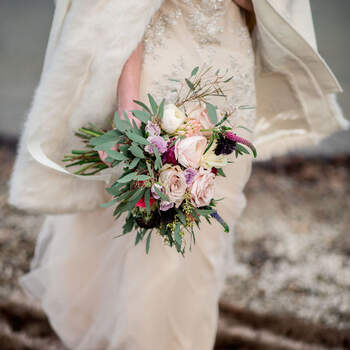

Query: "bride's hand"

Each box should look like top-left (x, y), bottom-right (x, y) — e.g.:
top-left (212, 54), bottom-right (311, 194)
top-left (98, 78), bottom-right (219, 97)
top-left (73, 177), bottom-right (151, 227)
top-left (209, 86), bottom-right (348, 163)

top-left (98, 40), bottom-right (144, 166)
top-left (117, 39), bottom-right (144, 129)
top-left (233, 0), bottom-right (254, 12)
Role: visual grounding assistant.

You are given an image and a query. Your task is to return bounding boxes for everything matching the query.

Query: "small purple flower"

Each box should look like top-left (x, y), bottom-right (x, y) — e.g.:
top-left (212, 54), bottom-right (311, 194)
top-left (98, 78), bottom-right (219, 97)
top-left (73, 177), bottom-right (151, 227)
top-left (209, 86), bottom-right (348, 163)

top-left (151, 183), bottom-right (163, 199)
top-left (161, 141), bottom-right (177, 165)
top-left (145, 121), bottom-right (161, 137)
top-left (183, 168), bottom-right (197, 185)
top-left (160, 201), bottom-right (175, 211)
top-left (145, 135), bottom-right (167, 155)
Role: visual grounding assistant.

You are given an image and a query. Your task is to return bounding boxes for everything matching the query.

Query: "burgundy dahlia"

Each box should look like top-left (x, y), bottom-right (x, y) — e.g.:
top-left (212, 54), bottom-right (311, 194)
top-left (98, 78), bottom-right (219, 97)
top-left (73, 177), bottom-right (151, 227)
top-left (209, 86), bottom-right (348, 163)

top-left (162, 141), bottom-right (178, 165)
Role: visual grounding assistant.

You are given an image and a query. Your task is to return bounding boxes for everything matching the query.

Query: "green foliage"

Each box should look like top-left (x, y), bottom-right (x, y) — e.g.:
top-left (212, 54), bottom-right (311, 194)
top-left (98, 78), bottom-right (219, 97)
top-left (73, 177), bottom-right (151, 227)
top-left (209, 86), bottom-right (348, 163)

top-left (129, 143), bottom-right (145, 159)
top-left (148, 94), bottom-right (158, 115)
top-left (131, 110), bottom-right (151, 123)
top-left (205, 102), bottom-right (218, 124)
top-left (152, 185), bottom-right (169, 202)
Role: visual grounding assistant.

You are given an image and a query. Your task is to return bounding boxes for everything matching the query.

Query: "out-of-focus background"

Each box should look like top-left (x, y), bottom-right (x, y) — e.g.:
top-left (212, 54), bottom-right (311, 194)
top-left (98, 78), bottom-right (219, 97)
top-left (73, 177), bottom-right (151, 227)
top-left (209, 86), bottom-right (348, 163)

top-left (0, 1), bottom-right (349, 349)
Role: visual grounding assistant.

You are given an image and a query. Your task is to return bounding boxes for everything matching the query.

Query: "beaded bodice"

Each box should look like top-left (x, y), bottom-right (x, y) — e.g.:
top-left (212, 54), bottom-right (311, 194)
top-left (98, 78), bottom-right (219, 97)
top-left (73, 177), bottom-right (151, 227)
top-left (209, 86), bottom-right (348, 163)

top-left (140, 0), bottom-right (256, 131)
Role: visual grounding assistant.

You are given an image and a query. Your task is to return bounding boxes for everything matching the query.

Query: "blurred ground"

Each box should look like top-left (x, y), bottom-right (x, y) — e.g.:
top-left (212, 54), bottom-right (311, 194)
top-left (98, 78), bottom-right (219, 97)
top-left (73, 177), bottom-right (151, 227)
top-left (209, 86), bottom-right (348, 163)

top-left (1, 0), bottom-right (350, 156)
top-left (1, 141), bottom-right (349, 349)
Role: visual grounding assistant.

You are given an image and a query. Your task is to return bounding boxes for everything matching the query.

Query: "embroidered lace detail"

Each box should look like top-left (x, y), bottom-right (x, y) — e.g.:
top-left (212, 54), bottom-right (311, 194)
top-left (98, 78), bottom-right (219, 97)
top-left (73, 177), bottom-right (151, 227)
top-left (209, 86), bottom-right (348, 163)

top-left (142, 0), bottom-right (256, 131)
top-left (143, 0), bottom-right (226, 57)
top-left (179, 0), bottom-right (226, 46)
top-left (148, 56), bottom-right (188, 104)
top-left (143, 5), bottom-right (183, 60)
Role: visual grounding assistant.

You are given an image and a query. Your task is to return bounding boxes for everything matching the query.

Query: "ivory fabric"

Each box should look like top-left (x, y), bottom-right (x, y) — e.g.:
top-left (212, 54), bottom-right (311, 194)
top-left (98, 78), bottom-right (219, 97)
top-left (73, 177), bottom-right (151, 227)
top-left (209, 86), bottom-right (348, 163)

top-left (7, 0), bottom-right (348, 214)
top-left (19, 1), bottom-right (255, 349)
top-left (252, 0), bottom-right (348, 160)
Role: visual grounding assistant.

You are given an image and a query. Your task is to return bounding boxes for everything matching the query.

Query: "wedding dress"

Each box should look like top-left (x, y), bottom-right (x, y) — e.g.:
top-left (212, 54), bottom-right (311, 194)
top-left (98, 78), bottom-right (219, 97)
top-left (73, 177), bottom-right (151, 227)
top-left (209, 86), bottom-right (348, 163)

top-left (19, 1), bottom-right (256, 349)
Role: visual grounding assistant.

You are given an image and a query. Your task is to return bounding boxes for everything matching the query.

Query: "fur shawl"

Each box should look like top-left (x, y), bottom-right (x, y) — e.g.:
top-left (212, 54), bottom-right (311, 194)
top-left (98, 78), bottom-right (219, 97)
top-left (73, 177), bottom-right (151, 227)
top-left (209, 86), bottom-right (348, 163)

top-left (8, 0), bottom-right (348, 214)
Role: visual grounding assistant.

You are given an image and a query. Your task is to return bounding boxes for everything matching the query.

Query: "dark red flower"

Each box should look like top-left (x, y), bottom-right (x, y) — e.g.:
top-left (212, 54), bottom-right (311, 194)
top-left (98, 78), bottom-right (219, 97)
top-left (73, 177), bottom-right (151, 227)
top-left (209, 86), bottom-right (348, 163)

top-left (162, 140), bottom-right (178, 165)
top-left (136, 196), bottom-right (156, 208)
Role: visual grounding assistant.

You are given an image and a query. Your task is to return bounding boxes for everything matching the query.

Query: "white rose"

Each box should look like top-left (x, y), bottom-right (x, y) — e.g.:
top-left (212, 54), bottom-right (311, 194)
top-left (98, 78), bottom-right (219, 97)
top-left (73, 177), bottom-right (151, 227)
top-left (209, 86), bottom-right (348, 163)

top-left (161, 104), bottom-right (186, 134)
top-left (200, 141), bottom-right (228, 169)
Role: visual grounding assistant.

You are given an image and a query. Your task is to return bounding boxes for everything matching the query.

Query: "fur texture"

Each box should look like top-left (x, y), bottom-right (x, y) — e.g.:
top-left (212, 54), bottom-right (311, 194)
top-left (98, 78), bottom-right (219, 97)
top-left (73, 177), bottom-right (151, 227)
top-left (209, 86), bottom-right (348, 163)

top-left (8, 0), bottom-right (165, 214)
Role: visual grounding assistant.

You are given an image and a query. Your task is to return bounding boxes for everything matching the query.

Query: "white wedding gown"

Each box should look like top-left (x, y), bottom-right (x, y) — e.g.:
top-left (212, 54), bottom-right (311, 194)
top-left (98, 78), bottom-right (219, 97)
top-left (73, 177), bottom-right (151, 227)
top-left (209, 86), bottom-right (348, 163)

top-left (19, 1), bottom-right (256, 349)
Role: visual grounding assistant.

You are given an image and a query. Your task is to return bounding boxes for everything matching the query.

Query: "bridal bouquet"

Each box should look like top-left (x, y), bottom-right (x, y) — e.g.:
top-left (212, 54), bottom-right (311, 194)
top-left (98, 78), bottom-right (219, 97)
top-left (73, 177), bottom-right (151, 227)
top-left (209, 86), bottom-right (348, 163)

top-left (63, 65), bottom-right (256, 255)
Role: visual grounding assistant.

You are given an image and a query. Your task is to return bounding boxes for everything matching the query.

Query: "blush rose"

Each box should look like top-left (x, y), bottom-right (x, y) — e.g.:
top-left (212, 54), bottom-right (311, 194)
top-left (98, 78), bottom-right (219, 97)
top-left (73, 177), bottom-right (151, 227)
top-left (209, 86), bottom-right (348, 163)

top-left (174, 135), bottom-right (207, 169)
top-left (159, 165), bottom-right (187, 207)
top-left (190, 167), bottom-right (215, 207)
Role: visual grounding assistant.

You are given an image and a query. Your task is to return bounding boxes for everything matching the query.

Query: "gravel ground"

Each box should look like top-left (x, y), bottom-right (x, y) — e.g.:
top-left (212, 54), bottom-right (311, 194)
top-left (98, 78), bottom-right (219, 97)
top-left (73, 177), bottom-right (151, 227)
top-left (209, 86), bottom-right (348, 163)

top-left (0, 142), bottom-right (349, 349)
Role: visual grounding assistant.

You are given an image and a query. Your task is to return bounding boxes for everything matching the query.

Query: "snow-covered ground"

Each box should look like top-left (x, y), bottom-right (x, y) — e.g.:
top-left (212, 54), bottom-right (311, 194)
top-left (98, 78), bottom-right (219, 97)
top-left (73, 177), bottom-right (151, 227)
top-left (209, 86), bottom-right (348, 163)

top-left (0, 0), bottom-right (349, 155)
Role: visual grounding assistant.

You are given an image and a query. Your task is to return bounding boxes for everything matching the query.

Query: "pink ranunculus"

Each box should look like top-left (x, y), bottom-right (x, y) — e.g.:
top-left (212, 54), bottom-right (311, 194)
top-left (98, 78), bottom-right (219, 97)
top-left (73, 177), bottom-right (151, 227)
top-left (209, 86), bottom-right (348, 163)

top-left (159, 165), bottom-right (187, 207)
top-left (174, 136), bottom-right (207, 169)
top-left (187, 102), bottom-right (214, 130)
top-left (190, 167), bottom-right (215, 207)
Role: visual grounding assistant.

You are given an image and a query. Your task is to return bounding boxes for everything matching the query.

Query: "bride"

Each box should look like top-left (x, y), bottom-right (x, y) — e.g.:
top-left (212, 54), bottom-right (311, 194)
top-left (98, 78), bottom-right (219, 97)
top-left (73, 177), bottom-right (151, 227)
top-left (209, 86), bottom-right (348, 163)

top-left (8, 0), bottom-right (347, 349)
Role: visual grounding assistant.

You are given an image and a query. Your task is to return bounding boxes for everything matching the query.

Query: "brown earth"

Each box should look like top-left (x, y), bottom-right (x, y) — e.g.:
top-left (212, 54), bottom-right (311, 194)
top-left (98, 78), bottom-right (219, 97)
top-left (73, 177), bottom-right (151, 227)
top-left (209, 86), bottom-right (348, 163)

top-left (0, 139), bottom-right (349, 350)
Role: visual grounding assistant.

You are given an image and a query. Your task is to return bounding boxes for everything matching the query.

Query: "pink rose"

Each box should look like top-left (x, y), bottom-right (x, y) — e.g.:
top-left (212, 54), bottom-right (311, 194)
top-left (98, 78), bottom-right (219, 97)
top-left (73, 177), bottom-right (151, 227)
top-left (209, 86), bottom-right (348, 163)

top-left (159, 165), bottom-right (187, 207)
top-left (187, 102), bottom-right (214, 130)
top-left (174, 136), bottom-right (207, 169)
top-left (190, 167), bottom-right (215, 207)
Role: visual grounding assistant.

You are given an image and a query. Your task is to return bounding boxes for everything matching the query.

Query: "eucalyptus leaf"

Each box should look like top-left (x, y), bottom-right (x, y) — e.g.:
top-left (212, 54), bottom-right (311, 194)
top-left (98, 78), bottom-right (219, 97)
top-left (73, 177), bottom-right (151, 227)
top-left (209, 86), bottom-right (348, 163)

top-left (203, 134), bottom-right (215, 155)
top-left (146, 230), bottom-right (152, 254)
top-left (116, 189), bottom-right (137, 202)
top-left (148, 94), bottom-right (158, 115)
top-left (129, 143), bottom-right (145, 159)
top-left (153, 145), bottom-right (162, 170)
top-left (128, 158), bottom-right (140, 170)
top-left (89, 130), bottom-right (120, 146)
top-left (114, 111), bottom-right (131, 132)
top-left (235, 144), bottom-right (250, 155)
top-left (196, 208), bottom-right (216, 216)
top-left (146, 161), bottom-right (154, 178)
top-left (152, 186), bottom-right (169, 202)
top-left (125, 130), bottom-right (150, 145)
top-left (105, 149), bottom-right (128, 161)
top-left (131, 110), bottom-right (151, 123)
top-left (217, 168), bottom-right (226, 177)
top-left (132, 99), bottom-right (152, 115)
top-left (123, 213), bottom-right (135, 235)
top-left (176, 209), bottom-right (186, 226)
top-left (99, 198), bottom-right (118, 208)
top-left (126, 188), bottom-right (146, 210)
top-left (185, 78), bottom-right (194, 90)
top-left (205, 102), bottom-right (218, 124)
top-left (223, 76), bottom-right (233, 83)
top-left (174, 222), bottom-right (182, 250)
top-left (158, 98), bottom-right (165, 119)
top-left (144, 188), bottom-right (151, 214)
top-left (117, 172), bottom-right (137, 183)
top-left (191, 66), bottom-right (199, 76)
top-left (135, 175), bottom-right (151, 181)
